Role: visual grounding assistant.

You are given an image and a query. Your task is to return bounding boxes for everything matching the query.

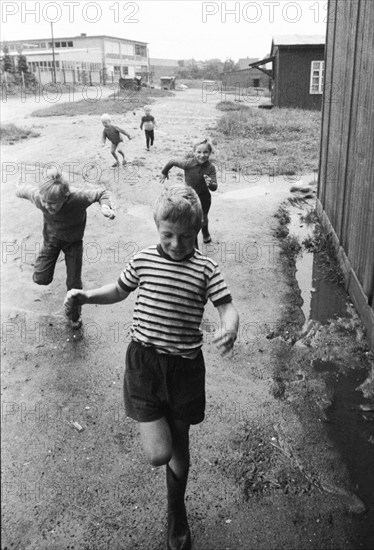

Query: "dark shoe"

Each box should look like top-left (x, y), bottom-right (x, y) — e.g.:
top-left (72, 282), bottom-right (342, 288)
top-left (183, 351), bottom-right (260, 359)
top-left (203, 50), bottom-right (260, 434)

top-left (166, 466), bottom-right (191, 550)
top-left (66, 301), bottom-right (82, 329)
top-left (202, 224), bottom-right (211, 244)
top-left (111, 162), bottom-right (119, 167)
top-left (70, 316), bottom-right (82, 330)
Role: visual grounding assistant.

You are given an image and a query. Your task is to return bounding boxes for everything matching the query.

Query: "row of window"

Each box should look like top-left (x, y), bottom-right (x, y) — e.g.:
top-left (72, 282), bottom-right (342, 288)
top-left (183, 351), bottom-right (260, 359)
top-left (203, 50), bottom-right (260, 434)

top-left (6, 41), bottom-right (74, 50)
top-left (28, 60), bottom-right (102, 72)
top-left (114, 66), bottom-right (129, 76)
top-left (113, 65), bottom-right (148, 75)
top-left (48, 41), bottom-right (74, 49)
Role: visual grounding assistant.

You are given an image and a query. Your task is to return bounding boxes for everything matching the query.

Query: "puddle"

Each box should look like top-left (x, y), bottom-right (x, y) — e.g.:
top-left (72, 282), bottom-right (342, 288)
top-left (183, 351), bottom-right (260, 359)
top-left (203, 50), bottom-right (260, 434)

top-left (313, 359), bottom-right (374, 548)
top-left (289, 206), bottom-right (373, 547)
top-left (288, 209), bottom-right (349, 330)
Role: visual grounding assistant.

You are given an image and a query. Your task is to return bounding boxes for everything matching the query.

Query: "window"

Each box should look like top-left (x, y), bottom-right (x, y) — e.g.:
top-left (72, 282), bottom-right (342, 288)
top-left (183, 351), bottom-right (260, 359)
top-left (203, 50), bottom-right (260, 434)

top-left (122, 66), bottom-right (129, 75)
top-left (135, 44), bottom-right (147, 57)
top-left (68, 41), bottom-right (73, 47)
top-left (55, 42), bottom-right (61, 48)
top-left (61, 41), bottom-right (67, 47)
top-left (310, 60), bottom-right (324, 94)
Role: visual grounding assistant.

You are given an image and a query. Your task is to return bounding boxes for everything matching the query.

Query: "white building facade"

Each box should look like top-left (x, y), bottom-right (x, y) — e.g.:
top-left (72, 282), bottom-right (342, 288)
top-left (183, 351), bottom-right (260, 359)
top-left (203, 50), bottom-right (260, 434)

top-left (1, 34), bottom-right (149, 85)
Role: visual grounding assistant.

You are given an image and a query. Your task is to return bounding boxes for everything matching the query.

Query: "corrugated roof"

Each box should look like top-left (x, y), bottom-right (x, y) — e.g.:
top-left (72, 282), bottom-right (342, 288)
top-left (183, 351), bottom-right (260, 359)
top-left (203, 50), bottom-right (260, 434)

top-left (272, 34), bottom-right (325, 46)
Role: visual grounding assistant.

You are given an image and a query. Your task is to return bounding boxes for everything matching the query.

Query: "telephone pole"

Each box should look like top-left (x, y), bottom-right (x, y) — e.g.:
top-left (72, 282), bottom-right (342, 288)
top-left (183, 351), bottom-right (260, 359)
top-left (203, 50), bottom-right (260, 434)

top-left (51, 22), bottom-right (57, 83)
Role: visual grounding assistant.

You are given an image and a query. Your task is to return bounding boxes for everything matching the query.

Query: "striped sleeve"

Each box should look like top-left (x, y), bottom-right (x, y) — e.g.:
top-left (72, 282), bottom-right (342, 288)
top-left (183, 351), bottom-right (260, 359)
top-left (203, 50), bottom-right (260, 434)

top-left (118, 257), bottom-right (140, 292)
top-left (205, 260), bottom-right (232, 306)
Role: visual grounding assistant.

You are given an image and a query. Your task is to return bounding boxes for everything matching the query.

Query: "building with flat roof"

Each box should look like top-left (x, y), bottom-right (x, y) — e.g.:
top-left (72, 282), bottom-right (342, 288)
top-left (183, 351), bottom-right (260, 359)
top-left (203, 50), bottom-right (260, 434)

top-left (0, 34), bottom-right (149, 85)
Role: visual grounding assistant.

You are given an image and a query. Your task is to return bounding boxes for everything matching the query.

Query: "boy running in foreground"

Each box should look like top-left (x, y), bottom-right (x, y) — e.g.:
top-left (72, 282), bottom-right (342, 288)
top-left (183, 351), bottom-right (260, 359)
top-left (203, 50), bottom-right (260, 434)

top-left (64, 184), bottom-right (239, 548)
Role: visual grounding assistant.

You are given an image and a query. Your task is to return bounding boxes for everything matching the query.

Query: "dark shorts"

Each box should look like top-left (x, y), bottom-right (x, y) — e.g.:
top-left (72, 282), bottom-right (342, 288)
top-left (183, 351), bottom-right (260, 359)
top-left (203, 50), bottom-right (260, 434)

top-left (124, 340), bottom-right (206, 425)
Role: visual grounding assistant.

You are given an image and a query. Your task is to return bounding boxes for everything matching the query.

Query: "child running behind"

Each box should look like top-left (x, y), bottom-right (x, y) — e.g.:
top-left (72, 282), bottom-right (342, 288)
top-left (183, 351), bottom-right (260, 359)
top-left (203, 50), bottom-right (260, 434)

top-left (64, 184), bottom-right (239, 548)
top-left (160, 138), bottom-right (217, 244)
top-left (101, 113), bottom-right (132, 167)
top-left (16, 167), bottom-right (115, 329)
top-left (140, 105), bottom-right (156, 151)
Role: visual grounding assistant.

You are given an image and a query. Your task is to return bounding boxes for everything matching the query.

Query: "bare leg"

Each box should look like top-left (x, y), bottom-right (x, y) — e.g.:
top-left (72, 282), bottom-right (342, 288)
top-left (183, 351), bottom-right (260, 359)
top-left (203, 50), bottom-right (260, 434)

top-left (139, 418), bottom-right (191, 549)
top-left (110, 143), bottom-right (119, 166)
top-left (116, 144), bottom-right (126, 164)
top-left (139, 417), bottom-right (173, 466)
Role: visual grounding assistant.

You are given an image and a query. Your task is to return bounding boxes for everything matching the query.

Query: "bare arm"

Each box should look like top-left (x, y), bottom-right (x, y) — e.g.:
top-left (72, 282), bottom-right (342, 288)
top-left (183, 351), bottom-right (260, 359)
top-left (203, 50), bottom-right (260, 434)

top-left (64, 282), bottom-right (129, 313)
top-left (15, 175), bottom-right (37, 201)
top-left (117, 126), bottom-right (132, 140)
top-left (213, 301), bottom-right (239, 355)
top-left (159, 159), bottom-right (186, 184)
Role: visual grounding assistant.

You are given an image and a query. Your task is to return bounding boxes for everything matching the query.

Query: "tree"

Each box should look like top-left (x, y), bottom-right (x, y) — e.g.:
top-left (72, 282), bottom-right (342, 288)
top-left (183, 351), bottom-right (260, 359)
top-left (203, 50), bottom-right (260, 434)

top-left (223, 58), bottom-right (237, 73)
top-left (203, 61), bottom-right (224, 80)
top-left (16, 53), bottom-right (37, 87)
top-left (2, 45), bottom-right (14, 73)
top-left (17, 53), bottom-right (29, 74)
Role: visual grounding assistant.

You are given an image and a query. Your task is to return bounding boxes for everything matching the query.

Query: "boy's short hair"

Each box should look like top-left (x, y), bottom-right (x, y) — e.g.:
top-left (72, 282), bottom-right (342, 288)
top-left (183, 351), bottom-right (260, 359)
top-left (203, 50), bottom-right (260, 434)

top-left (144, 105), bottom-right (151, 111)
top-left (193, 138), bottom-right (213, 154)
top-left (101, 113), bottom-right (111, 122)
top-left (39, 167), bottom-right (70, 201)
top-left (154, 184), bottom-right (203, 231)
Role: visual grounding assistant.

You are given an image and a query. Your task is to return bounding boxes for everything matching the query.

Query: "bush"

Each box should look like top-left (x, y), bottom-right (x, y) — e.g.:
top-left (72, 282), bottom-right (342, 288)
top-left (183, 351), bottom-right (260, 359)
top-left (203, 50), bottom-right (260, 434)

top-left (216, 101), bottom-right (250, 112)
top-left (0, 123), bottom-right (40, 144)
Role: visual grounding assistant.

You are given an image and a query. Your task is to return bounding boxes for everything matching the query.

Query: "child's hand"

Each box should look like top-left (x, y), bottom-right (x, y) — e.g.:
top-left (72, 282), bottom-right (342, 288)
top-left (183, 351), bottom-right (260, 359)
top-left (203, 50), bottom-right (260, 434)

top-left (64, 289), bottom-right (88, 316)
top-left (203, 175), bottom-right (212, 188)
top-left (101, 204), bottom-right (115, 219)
top-left (213, 327), bottom-right (237, 356)
top-left (159, 174), bottom-right (167, 184)
top-left (128, 135), bottom-right (132, 140)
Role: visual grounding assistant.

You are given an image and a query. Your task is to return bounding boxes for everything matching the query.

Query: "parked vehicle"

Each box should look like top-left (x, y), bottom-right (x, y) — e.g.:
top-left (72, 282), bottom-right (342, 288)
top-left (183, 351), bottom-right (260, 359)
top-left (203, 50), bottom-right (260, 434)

top-left (160, 77), bottom-right (176, 90)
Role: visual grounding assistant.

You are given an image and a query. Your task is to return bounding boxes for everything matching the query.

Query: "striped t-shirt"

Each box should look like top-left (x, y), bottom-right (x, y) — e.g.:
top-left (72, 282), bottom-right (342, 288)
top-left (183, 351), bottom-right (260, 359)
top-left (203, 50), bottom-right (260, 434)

top-left (118, 244), bottom-right (232, 356)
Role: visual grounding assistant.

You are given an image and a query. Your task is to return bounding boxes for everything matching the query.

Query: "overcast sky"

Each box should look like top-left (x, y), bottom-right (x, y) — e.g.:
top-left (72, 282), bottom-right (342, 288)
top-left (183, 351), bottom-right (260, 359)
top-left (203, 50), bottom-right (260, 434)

top-left (2, 0), bottom-right (327, 61)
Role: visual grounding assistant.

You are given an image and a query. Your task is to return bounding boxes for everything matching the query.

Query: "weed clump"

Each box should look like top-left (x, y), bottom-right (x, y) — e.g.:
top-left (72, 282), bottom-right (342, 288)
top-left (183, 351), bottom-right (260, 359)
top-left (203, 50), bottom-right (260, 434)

top-left (0, 123), bottom-right (40, 144)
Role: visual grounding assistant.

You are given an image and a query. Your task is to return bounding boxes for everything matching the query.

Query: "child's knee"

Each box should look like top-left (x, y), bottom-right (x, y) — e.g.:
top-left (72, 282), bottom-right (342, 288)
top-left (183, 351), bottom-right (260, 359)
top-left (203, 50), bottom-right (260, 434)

top-left (146, 448), bottom-right (172, 467)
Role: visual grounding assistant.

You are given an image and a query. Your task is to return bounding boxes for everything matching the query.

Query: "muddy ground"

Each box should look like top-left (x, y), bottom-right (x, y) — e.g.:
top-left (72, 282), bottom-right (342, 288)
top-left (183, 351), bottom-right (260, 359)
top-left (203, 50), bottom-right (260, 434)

top-left (1, 88), bottom-right (374, 550)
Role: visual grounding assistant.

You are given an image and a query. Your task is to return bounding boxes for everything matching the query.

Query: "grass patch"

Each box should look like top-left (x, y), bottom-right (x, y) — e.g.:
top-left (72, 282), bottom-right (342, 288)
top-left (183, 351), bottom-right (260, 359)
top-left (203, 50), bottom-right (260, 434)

top-left (216, 101), bottom-right (250, 112)
top-left (30, 88), bottom-right (173, 117)
top-left (302, 224), bottom-right (344, 284)
top-left (0, 123), bottom-right (41, 144)
top-left (279, 235), bottom-right (302, 258)
top-left (213, 107), bottom-right (321, 175)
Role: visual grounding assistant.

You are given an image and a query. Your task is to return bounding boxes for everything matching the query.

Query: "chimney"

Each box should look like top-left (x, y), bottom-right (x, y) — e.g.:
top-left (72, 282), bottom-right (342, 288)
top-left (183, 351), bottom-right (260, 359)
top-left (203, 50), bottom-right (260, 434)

top-left (81, 33), bottom-right (86, 37)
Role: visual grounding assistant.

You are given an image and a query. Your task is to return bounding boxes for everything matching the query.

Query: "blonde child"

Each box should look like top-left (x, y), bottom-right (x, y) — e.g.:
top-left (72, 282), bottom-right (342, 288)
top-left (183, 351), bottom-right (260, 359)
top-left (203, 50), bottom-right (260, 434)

top-left (16, 167), bottom-right (115, 329)
top-left (101, 113), bottom-right (132, 167)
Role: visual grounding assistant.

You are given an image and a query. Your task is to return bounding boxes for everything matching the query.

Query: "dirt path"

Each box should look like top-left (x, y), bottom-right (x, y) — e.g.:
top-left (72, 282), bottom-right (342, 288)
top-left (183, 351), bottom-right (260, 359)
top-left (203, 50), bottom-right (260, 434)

top-left (1, 89), bottom-right (373, 550)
